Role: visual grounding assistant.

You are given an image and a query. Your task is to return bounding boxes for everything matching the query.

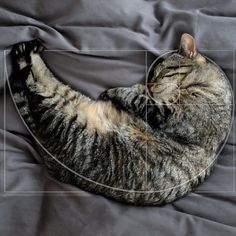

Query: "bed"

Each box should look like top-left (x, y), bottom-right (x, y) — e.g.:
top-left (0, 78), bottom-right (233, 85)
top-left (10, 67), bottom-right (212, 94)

top-left (0, 0), bottom-right (235, 235)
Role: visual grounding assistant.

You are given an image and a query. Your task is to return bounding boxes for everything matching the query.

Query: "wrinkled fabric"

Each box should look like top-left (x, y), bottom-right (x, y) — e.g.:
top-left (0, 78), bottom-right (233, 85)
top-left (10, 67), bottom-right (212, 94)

top-left (0, 0), bottom-right (236, 235)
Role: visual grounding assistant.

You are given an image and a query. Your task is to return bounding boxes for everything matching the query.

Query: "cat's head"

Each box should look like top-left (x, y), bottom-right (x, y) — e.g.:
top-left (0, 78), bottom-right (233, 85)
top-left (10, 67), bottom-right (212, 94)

top-left (148, 33), bottom-right (231, 106)
top-left (148, 34), bottom-right (232, 148)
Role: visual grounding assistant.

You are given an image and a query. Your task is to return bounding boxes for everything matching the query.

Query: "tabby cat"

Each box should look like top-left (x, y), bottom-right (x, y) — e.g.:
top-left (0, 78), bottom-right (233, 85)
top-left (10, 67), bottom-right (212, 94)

top-left (10, 34), bottom-right (232, 205)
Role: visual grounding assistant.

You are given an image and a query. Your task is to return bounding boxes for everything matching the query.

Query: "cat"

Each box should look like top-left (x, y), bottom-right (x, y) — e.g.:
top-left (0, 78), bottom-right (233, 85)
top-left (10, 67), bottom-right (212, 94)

top-left (10, 33), bottom-right (232, 205)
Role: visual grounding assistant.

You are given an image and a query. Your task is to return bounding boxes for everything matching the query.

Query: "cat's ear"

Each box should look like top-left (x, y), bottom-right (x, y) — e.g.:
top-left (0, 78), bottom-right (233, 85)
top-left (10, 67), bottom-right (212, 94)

top-left (179, 33), bottom-right (197, 58)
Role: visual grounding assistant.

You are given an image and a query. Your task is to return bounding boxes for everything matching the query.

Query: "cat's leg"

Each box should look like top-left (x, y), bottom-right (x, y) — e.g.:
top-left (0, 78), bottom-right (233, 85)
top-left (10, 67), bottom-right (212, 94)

top-left (13, 40), bottom-right (94, 105)
top-left (12, 40), bottom-right (84, 101)
top-left (11, 40), bottom-right (129, 136)
top-left (99, 84), bottom-right (147, 112)
top-left (11, 40), bottom-right (93, 132)
top-left (99, 85), bottom-right (167, 125)
top-left (11, 41), bottom-right (46, 133)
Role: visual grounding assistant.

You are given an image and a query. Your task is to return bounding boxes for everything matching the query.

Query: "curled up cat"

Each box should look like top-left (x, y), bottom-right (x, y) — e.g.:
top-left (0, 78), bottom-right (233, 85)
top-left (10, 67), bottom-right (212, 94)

top-left (10, 33), bottom-right (232, 205)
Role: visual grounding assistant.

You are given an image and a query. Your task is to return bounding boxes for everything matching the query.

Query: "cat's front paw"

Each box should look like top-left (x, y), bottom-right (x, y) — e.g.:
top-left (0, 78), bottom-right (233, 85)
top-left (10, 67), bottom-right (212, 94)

top-left (12, 39), bottom-right (44, 69)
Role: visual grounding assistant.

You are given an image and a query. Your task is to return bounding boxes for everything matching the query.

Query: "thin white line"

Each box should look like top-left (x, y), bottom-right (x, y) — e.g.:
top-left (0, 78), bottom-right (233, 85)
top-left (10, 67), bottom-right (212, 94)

top-left (1, 193), bottom-right (92, 196)
top-left (146, 103), bottom-right (233, 106)
top-left (145, 50), bottom-right (148, 191)
top-left (2, 194), bottom-right (89, 196)
top-left (233, 50), bottom-right (235, 192)
top-left (44, 49), bottom-right (148, 52)
top-left (3, 190), bottom-right (90, 194)
top-left (3, 50), bottom-right (6, 193)
top-left (45, 49), bottom-right (176, 52)
top-left (178, 55), bottom-right (181, 105)
top-left (4, 48), bottom-right (235, 195)
top-left (3, 49), bottom-right (236, 53)
top-left (198, 49), bottom-right (235, 51)
top-left (144, 49), bottom-right (234, 194)
top-left (199, 60), bottom-right (234, 195)
top-left (195, 191), bottom-right (236, 193)
top-left (2, 190), bottom-right (236, 196)
top-left (44, 49), bottom-right (236, 52)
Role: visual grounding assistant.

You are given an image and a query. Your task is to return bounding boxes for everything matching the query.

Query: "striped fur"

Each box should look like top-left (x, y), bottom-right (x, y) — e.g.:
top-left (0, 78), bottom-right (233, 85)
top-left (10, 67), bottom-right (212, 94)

top-left (10, 34), bottom-right (232, 205)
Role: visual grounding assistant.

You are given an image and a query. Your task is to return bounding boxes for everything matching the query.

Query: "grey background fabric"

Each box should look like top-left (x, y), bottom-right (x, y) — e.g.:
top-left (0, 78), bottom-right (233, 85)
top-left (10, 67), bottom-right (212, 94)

top-left (0, 0), bottom-right (236, 235)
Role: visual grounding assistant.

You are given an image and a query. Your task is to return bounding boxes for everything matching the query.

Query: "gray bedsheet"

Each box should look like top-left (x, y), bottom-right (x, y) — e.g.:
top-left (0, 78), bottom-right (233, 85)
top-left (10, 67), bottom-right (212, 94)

top-left (0, 0), bottom-right (236, 235)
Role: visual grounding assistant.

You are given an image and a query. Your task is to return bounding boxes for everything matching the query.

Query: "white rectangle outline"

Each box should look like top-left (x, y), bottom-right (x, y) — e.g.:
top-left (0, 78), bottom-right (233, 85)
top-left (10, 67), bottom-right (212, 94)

top-left (2, 49), bottom-right (235, 196)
